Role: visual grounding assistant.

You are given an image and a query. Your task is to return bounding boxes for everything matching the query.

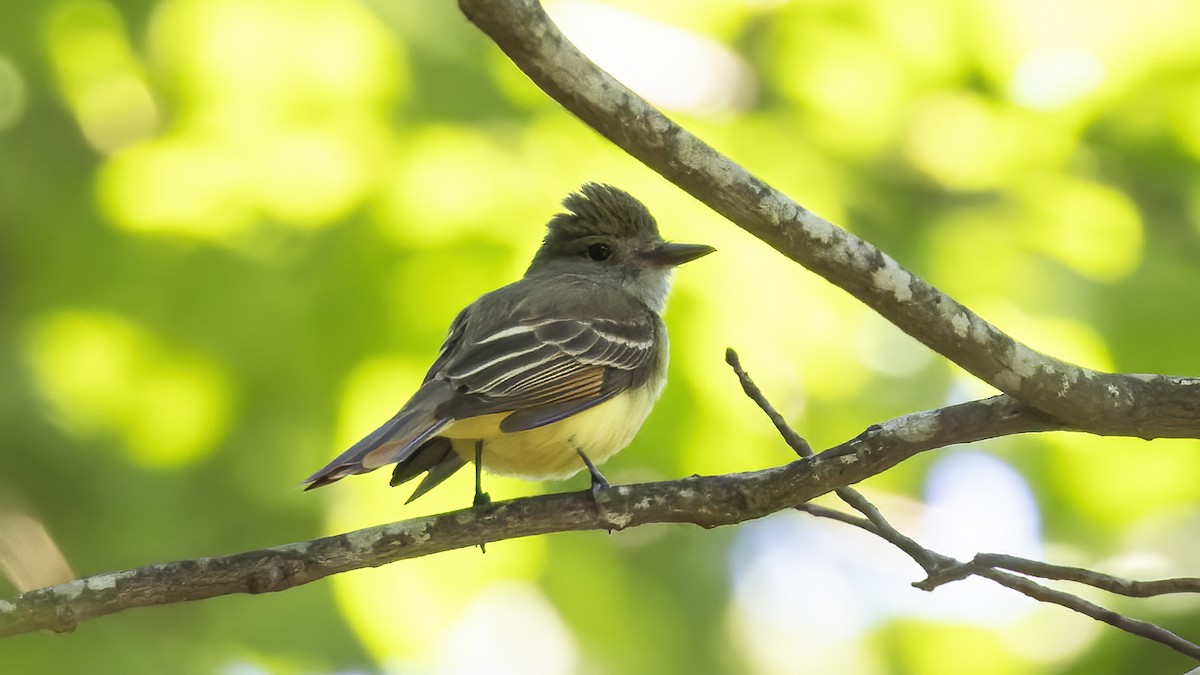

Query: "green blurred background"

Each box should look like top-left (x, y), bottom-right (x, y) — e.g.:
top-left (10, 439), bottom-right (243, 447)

top-left (2, 0), bottom-right (1199, 672)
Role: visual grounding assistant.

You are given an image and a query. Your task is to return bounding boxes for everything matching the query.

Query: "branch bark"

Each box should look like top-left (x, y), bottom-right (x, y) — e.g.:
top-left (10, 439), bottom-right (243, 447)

top-left (0, 392), bottom-right (1058, 637)
top-left (456, 0), bottom-right (1200, 439)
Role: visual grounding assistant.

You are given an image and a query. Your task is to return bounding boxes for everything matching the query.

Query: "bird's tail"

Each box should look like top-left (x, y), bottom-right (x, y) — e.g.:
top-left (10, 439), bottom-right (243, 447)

top-left (303, 381), bottom-right (453, 490)
top-left (389, 437), bottom-right (468, 503)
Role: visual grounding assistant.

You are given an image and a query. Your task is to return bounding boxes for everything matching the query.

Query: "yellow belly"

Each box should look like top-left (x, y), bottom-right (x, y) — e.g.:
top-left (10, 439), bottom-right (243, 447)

top-left (439, 388), bottom-right (658, 480)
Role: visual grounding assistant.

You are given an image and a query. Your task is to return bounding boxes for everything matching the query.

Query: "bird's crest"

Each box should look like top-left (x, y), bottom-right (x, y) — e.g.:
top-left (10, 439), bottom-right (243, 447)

top-left (546, 183), bottom-right (660, 241)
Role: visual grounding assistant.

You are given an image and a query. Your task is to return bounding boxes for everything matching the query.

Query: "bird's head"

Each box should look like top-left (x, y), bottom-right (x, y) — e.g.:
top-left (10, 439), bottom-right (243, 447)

top-left (527, 183), bottom-right (714, 311)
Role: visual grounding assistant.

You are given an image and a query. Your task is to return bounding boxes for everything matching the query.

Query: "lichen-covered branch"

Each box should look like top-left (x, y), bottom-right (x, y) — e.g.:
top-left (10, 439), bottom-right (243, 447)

top-left (456, 0), bottom-right (1200, 438)
top-left (0, 389), bottom-right (1062, 638)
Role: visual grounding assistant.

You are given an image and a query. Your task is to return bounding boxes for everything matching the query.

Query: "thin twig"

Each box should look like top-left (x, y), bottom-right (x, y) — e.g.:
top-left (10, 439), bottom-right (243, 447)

top-left (727, 348), bottom-right (1200, 662)
top-left (725, 348), bottom-right (813, 457)
top-left (796, 503), bottom-right (874, 532)
top-left (805, 498), bottom-right (1200, 661)
top-left (728, 348), bottom-right (948, 571)
top-left (974, 553), bottom-right (1200, 598)
top-left (976, 567), bottom-right (1200, 660)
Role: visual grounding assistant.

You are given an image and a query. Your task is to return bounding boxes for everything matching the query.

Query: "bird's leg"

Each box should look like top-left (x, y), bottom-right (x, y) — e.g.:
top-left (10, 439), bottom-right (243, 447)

top-left (472, 440), bottom-right (491, 508)
top-left (473, 440), bottom-right (491, 554)
top-left (575, 448), bottom-right (610, 501)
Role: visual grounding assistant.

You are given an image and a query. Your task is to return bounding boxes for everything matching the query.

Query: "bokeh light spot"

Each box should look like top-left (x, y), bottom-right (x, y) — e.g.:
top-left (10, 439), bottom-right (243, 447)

top-left (1048, 435), bottom-right (1200, 524)
top-left (99, 138), bottom-right (255, 238)
top-left (1017, 175), bottom-right (1142, 282)
top-left (94, 0), bottom-right (403, 240)
top-left (0, 56), bottom-right (26, 131)
top-left (548, 0), bottom-right (756, 114)
top-left (24, 311), bottom-right (230, 468)
top-left (1010, 45), bottom-right (1106, 111)
top-left (43, 0), bottom-right (160, 153)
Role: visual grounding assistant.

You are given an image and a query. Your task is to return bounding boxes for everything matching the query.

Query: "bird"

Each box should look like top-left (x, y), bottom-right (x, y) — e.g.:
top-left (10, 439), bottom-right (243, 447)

top-left (303, 183), bottom-right (714, 505)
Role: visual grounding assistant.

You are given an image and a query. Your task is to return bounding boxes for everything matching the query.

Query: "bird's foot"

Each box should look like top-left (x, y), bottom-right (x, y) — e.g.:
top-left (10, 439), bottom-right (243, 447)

top-left (473, 489), bottom-right (491, 553)
top-left (576, 449), bottom-right (623, 532)
top-left (473, 491), bottom-right (492, 509)
top-left (576, 448), bottom-right (610, 498)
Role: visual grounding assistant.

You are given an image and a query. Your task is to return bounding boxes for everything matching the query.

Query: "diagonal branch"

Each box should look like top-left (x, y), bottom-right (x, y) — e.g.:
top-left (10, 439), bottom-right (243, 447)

top-left (457, 0), bottom-right (1200, 438)
top-left (725, 348), bottom-right (814, 457)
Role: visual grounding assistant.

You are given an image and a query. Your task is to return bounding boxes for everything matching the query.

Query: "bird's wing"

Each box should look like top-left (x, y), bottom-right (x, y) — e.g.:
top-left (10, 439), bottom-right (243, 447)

top-left (434, 279), bottom-right (662, 431)
top-left (422, 305), bottom-right (470, 383)
top-left (303, 277), bottom-right (661, 489)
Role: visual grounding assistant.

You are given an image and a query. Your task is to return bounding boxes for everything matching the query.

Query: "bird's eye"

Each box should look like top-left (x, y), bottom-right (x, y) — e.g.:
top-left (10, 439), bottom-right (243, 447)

top-left (586, 243), bottom-right (612, 261)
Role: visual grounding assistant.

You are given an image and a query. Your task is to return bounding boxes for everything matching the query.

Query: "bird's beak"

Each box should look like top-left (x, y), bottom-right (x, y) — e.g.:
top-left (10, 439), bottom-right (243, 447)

top-left (643, 242), bottom-right (716, 267)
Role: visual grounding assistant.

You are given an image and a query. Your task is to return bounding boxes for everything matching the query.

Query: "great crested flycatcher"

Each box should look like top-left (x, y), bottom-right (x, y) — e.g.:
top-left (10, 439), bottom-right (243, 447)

top-left (303, 183), bottom-right (714, 504)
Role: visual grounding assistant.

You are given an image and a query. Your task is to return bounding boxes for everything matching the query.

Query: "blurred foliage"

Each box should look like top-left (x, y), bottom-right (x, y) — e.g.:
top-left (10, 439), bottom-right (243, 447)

top-left (1, 0), bottom-right (1198, 673)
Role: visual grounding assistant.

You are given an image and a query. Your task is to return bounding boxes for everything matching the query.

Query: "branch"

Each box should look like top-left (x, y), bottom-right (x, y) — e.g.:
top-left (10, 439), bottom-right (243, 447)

top-left (802, 504), bottom-right (1200, 663)
top-left (966, 567), bottom-right (1199, 660)
top-left (728, 348), bottom-right (951, 571)
top-left (732, 351), bottom-right (1200, 661)
top-left (456, 0), bottom-right (1200, 438)
top-left (1, 388), bottom-right (1063, 637)
top-left (969, 553), bottom-right (1200, 597)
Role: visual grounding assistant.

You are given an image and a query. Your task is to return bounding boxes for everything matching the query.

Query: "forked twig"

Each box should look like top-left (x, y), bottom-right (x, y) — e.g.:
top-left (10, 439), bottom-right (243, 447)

top-left (726, 348), bottom-right (1200, 662)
